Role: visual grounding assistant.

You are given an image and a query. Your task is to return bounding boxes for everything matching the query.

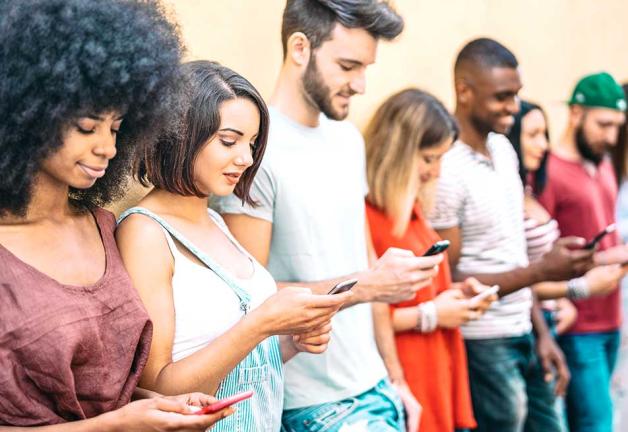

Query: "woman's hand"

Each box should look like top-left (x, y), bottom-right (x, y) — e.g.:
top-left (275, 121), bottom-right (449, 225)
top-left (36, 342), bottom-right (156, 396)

top-left (584, 264), bottom-right (626, 297)
top-left (109, 393), bottom-right (233, 431)
top-left (433, 289), bottom-right (480, 329)
top-left (459, 277), bottom-right (498, 313)
top-left (292, 321), bottom-right (333, 354)
top-left (253, 287), bottom-right (351, 337)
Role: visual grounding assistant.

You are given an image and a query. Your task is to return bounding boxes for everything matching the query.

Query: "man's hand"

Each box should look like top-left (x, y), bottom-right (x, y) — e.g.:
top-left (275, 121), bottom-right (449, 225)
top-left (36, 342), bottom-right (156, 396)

top-left (391, 380), bottom-right (421, 432)
top-left (536, 334), bottom-right (570, 396)
top-left (355, 248), bottom-right (442, 304)
top-left (538, 237), bottom-right (594, 282)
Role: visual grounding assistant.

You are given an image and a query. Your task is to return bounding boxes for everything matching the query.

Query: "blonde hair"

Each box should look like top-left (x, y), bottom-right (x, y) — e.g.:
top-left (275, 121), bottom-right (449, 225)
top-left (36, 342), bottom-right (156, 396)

top-left (365, 88), bottom-right (457, 237)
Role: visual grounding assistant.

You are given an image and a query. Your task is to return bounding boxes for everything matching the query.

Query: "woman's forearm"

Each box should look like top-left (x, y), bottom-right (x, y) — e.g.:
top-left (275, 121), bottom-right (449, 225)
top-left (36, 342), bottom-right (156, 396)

top-left (391, 306), bottom-right (421, 332)
top-left (279, 335), bottom-right (299, 363)
top-left (0, 412), bottom-right (116, 432)
top-left (147, 312), bottom-right (269, 396)
top-left (532, 281), bottom-right (568, 300)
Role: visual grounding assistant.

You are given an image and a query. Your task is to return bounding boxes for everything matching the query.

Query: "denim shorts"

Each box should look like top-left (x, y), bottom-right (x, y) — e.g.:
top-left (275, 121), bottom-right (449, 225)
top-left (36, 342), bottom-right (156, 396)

top-left (282, 378), bottom-right (405, 432)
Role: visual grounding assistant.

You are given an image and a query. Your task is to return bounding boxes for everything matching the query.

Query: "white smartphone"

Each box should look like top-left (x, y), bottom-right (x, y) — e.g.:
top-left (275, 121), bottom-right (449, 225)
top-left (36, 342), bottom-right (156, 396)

top-left (469, 285), bottom-right (499, 305)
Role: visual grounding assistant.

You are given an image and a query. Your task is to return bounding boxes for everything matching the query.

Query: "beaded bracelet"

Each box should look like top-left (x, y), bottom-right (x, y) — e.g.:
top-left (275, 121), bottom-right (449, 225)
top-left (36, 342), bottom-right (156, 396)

top-left (566, 276), bottom-right (590, 300)
top-left (416, 301), bottom-right (438, 333)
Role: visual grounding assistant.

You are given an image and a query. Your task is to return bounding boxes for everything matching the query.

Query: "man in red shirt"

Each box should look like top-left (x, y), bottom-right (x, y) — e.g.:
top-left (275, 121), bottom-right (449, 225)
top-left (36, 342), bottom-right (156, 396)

top-left (539, 72), bottom-right (627, 432)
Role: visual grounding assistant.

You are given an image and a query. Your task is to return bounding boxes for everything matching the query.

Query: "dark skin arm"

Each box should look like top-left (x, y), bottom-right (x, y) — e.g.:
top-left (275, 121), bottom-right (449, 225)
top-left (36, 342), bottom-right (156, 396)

top-left (436, 226), bottom-right (593, 296)
top-left (531, 294), bottom-right (570, 396)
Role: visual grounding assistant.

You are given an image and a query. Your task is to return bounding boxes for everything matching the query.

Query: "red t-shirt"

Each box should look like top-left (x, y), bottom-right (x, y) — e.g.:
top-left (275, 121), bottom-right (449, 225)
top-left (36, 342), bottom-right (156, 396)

top-left (538, 153), bottom-right (621, 333)
top-left (366, 201), bottom-right (476, 432)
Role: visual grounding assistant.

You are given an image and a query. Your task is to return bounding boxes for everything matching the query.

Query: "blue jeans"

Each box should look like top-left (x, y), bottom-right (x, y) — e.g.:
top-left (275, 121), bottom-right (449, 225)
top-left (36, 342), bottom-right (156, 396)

top-left (282, 378), bottom-right (405, 431)
top-left (558, 331), bottom-right (620, 432)
top-left (464, 333), bottom-right (562, 432)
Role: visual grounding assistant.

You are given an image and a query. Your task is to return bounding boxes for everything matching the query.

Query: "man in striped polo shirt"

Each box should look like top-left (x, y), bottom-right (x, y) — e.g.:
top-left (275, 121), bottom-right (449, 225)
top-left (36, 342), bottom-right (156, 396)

top-left (429, 38), bottom-right (593, 432)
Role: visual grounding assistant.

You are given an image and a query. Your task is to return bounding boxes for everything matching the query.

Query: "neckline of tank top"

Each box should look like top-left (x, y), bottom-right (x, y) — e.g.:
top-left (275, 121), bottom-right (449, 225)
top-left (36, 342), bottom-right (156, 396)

top-left (0, 208), bottom-right (110, 291)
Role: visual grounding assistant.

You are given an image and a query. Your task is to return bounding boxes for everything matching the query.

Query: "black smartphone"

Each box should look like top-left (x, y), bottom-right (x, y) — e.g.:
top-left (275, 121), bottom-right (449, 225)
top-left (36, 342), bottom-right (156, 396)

top-left (422, 240), bottom-right (450, 256)
top-left (328, 279), bottom-right (358, 295)
top-left (584, 223), bottom-right (616, 249)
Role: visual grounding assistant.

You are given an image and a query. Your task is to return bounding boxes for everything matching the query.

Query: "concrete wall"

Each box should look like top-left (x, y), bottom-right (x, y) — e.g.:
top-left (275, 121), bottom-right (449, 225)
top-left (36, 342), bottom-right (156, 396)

top-left (109, 0), bottom-right (628, 212)
top-left (166, 0), bottom-right (628, 136)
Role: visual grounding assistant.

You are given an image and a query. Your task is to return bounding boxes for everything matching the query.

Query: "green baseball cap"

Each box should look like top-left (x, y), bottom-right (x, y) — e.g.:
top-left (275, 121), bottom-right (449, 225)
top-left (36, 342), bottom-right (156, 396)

top-left (568, 72), bottom-right (626, 112)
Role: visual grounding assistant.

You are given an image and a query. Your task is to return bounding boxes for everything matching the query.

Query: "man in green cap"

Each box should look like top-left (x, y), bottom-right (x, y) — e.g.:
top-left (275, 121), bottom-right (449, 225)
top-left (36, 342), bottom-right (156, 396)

top-left (539, 71), bottom-right (627, 432)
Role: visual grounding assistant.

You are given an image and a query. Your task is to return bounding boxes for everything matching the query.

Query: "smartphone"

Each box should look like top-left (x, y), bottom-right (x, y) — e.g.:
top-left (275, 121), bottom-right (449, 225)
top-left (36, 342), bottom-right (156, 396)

top-left (194, 390), bottom-right (254, 415)
top-left (328, 278), bottom-right (358, 295)
top-left (584, 223), bottom-right (616, 249)
top-left (422, 240), bottom-right (450, 256)
top-left (469, 285), bottom-right (499, 305)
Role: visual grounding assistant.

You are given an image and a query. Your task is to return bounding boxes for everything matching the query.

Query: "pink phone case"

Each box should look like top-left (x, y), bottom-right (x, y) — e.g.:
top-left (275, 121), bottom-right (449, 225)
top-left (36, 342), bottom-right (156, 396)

top-left (195, 390), bottom-right (254, 415)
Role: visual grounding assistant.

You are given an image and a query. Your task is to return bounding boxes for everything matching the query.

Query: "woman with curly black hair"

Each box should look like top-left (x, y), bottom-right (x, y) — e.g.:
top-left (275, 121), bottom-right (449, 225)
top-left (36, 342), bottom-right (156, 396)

top-left (0, 0), bottom-right (231, 430)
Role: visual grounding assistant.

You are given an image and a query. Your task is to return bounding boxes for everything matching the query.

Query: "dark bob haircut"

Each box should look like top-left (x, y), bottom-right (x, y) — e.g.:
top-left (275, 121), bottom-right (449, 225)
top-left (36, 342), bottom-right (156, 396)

top-left (281, 0), bottom-right (404, 59)
top-left (506, 100), bottom-right (550, 195)
top-left (0, 0), bottom-right (184, 216)
top-left (136, 61), bottom-right (269, 206)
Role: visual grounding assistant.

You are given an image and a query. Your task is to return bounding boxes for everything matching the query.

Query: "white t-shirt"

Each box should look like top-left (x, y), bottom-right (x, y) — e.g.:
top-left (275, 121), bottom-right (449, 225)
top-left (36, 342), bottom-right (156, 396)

top-left (429, 135), bottom-right (532, 339)
top-left (212, 107), bottom-right (387, 409)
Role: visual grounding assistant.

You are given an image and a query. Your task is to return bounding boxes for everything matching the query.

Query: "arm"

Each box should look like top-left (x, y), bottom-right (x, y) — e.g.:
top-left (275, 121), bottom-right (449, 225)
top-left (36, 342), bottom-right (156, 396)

top-left (116, 215), bottom-right (275, 396)
top-left (0, 417), bottom-right (117, 432)
top-left (0, 396), bottom-right (233, 432)
top-left (534, 264), bottom-right (626, 300)
top-left (117, 216), bottom-right (347, 395)
top-left (437, 227), bottom-right (593, 296)
top-left (373, 302), bottom-right (421, 432)
top-left (222, 214), bottom-right (442, 306)
top-left (368, 217), bottom-right (420, 432)
top-left (531, 293), bottom-right (570, 396)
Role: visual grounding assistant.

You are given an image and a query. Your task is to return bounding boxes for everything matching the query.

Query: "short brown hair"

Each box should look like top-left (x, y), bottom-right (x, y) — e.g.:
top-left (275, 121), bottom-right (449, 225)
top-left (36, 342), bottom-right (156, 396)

top-left (136, 61), bottom-right (269, 206)
top-left (281, 0), bottom-right (404, 59)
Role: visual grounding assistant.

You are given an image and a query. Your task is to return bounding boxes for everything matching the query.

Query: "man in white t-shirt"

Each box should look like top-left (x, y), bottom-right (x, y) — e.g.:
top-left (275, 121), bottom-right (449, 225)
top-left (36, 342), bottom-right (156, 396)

top-left (429, 38), bottom-right (593, 432)
top-left (211, 1), bottom-right (443, 431)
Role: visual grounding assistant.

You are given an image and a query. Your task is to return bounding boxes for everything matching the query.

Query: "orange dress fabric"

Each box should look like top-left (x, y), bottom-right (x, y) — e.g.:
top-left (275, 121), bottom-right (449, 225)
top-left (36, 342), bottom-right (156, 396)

top-left (366, 201), bottom-right (476, 432)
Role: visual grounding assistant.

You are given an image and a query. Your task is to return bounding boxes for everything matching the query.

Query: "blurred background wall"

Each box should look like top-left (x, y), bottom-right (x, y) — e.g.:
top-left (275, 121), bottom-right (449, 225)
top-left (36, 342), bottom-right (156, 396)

top-left (111, 0), bottom-right (628, 211)
top-left (165, 0), bottom-right (628, 137)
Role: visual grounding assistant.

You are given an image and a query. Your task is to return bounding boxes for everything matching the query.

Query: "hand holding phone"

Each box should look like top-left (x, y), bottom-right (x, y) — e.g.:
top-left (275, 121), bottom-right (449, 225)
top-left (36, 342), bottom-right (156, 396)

top-left (469, 285), bottom-right (499, 307)
top-left (328, 278), bottom-right (358, 295)
top-left (193, 390), bottom-right (254, 415)
top-left (584, 223), bottom-right (616, 249)
top-left (422, 240), bottom-right (450, 257)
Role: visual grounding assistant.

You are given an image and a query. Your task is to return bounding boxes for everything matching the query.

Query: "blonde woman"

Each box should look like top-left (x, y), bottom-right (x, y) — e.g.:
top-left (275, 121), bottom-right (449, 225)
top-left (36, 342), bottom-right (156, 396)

top-left (365, 88), bottom-right (496, 432)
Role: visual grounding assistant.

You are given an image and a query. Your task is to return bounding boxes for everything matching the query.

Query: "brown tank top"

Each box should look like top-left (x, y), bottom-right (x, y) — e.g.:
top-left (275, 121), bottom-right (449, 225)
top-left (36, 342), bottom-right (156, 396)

top-left (0, 208), bottom-right (152, 426)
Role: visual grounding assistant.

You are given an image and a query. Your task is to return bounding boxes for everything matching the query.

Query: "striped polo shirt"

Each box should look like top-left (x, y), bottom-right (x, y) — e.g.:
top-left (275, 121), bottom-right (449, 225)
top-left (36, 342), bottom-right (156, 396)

top-left (429, 134), bottom-right (532, 339)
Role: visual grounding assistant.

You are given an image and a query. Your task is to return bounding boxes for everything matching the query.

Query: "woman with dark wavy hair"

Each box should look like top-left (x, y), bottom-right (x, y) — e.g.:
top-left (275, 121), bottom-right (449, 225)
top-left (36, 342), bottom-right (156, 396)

top-left (0, 1), bottom-right (231, 430)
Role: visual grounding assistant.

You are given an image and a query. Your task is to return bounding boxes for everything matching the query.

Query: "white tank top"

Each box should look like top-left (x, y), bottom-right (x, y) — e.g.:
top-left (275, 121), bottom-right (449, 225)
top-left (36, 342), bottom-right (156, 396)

top-left (157, 209), bottom-right (278, 362)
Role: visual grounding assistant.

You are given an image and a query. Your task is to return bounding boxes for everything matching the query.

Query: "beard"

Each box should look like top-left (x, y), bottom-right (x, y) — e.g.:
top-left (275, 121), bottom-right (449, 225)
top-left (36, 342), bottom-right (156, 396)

top-left (302, 54), bottom-right (350, 121)
top-left (469, 111), bottom-right (495, 137)
top-left (575, 126), bottom-right (604, 165)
